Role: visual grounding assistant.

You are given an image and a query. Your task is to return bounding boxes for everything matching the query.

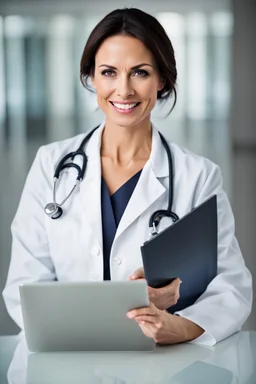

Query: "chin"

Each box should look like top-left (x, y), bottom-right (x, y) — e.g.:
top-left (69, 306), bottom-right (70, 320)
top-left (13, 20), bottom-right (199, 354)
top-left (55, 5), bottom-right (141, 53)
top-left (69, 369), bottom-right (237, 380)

top-left (108, 116), bottom-right (142, 129)
top-left (109, 113), bottom-right (150, 128)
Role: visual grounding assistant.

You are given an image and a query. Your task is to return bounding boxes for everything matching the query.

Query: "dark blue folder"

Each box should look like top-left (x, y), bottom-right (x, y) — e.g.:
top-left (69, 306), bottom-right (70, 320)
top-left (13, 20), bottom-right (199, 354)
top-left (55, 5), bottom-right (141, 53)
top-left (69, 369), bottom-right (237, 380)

top-left (141, 195), bottom-right (218, 313)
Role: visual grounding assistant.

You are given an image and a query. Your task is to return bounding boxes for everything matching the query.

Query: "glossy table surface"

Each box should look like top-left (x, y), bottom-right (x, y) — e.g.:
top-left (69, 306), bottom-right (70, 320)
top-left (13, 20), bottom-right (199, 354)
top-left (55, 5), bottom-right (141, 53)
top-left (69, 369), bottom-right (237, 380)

top-left (0, 331), bottom-right (255, 384)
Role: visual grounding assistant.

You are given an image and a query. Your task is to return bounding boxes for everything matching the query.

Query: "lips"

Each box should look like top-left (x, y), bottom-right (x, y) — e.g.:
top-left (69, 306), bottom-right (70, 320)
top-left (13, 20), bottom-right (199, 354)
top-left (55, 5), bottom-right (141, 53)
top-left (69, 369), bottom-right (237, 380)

top-left (110, 101), bottom-right (140, 110)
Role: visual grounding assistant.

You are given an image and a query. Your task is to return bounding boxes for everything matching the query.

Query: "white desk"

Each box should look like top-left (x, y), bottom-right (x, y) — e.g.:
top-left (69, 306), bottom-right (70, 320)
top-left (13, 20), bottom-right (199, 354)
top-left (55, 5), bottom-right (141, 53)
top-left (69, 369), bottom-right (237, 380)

top-left (1, 331), bottom-right (255, 384)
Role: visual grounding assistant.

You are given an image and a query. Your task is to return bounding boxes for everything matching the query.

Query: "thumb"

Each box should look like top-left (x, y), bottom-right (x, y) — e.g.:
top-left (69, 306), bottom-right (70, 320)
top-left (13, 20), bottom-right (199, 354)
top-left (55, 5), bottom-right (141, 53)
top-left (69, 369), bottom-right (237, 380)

top-left (173, 278), bottom-right (182, 286)
top-left (129, 267), bottom-right (145, 280)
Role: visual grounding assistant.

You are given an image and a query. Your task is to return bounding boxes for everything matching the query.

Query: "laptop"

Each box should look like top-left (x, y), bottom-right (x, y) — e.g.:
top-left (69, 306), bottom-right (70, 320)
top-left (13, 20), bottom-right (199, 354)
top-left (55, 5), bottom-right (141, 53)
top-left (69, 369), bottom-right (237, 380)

top-left (19, 280), bottom-right (155, 352)
top-left (141, 195), bottom-right (218, 313)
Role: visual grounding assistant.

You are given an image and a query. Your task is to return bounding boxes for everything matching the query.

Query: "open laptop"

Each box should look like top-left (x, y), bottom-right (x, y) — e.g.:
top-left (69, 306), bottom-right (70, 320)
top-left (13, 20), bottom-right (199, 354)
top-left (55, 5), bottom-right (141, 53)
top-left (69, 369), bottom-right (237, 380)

top-left (19, 280), bottom-right (155, 352)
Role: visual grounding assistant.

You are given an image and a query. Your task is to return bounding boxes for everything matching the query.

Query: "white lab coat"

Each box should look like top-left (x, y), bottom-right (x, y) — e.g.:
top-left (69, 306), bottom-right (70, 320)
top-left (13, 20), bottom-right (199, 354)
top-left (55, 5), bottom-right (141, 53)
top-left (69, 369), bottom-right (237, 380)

top-left (2, 122), bottom-right (252, 346)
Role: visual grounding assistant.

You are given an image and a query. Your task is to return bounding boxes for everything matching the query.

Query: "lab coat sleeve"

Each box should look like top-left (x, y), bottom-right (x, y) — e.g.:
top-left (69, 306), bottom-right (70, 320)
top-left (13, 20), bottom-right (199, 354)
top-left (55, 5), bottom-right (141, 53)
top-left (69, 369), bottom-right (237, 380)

top-left (2, 146), bottom-right (56, 329)
top-left (175, 163), bottom-right (253, 346)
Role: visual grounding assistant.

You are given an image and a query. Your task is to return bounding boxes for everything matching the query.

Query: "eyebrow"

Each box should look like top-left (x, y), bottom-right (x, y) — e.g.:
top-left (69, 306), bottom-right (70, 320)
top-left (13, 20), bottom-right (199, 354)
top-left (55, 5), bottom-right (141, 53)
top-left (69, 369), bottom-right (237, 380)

top-left (98, 63), bottom-right (153, 70)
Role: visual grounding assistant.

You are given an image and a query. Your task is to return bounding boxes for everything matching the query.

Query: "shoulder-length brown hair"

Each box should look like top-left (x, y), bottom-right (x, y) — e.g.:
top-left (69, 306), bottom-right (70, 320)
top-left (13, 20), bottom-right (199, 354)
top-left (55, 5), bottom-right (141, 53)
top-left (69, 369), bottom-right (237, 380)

top-left (80, 8), bottom-right (177, 113)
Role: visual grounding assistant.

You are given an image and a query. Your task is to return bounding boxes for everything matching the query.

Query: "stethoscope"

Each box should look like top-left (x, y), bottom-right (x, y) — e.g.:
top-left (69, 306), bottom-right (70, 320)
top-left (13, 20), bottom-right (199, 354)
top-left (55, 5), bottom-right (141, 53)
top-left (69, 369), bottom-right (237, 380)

top-left (44, 126), bottom-right (179, 236)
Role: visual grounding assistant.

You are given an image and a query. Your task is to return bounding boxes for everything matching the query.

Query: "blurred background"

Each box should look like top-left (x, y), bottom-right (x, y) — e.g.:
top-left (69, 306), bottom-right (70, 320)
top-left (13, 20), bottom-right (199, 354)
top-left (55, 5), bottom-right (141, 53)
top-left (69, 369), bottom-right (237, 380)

top-left (0, 0), bottom-right (255, 335)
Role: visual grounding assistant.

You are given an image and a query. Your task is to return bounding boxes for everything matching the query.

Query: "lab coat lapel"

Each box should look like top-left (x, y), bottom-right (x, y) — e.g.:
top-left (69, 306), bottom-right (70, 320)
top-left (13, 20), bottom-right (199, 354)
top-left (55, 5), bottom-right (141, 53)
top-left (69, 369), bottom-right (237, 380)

top-left (77, 123), bottom-right (169, 247)
top-left (115, 125), bottom-right (169, 241)
top-left (114, 164), bottom-right (166, 240)
top-left (78, 124), bottom-right (105, 251)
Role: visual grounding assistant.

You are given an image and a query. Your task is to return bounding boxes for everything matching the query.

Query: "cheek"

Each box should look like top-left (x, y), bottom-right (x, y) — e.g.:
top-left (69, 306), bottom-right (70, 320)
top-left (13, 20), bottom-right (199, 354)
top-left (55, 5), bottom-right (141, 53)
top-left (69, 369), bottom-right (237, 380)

top-left (138, 81), bottom-right (159, 102)
top-left (95, 79), bottom-right (114, 100)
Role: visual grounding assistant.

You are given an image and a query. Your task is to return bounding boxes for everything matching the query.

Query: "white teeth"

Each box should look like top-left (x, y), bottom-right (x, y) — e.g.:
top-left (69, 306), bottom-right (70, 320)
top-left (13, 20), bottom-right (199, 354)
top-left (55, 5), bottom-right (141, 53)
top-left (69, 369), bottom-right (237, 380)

top-left (112, 102), bottom-right (138, 110)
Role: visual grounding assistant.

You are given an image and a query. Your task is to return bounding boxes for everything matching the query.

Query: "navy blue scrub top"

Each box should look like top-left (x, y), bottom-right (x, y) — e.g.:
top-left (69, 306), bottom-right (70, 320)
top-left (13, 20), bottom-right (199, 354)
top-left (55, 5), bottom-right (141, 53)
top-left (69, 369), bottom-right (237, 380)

top-left (101, 170), bottom-right (142, 280)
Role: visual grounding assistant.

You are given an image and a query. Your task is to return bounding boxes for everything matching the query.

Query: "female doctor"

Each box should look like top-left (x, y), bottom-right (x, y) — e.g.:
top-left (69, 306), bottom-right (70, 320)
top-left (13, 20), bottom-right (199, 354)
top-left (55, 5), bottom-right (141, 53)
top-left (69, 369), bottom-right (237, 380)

top-left (2, 8), bottom-right (252, 346)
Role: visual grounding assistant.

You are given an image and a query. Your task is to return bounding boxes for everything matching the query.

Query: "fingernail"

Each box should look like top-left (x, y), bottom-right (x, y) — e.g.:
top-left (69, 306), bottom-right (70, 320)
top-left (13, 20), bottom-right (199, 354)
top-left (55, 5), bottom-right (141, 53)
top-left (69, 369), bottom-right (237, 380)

top-left (127, 312), bottom-right (133, 318)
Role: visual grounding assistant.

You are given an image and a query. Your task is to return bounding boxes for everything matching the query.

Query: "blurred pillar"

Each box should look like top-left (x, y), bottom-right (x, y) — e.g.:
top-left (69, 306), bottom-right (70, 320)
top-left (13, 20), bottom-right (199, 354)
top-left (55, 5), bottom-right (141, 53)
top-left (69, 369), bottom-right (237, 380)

top-left (231, 0), bottom-right (256, 329)
top-left (45, 15), bottom-right (76, 142)
top-left (0, 17), bottom-right (5, 133)
top-left (4, 16), bottom-right (26, 144)
top-left (25, 34), bottom-right (47, 139)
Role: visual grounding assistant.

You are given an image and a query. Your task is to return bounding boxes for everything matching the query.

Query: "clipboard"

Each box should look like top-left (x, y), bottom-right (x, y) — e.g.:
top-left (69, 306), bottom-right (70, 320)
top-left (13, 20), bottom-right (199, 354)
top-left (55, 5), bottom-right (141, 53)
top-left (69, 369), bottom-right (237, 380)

top-left (141, 195), bottom-right (218, 313)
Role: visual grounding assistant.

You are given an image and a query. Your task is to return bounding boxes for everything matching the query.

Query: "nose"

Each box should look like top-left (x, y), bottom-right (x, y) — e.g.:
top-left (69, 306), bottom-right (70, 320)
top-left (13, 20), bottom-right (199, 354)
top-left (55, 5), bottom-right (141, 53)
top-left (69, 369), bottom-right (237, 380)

top-left (116, 74), bottom-right (135, 98)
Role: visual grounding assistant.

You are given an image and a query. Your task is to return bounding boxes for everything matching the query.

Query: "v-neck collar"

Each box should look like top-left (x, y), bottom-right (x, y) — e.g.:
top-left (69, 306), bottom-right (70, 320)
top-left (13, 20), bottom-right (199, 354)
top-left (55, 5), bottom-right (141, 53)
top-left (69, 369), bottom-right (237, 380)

top-left (110, 169), bottom-right (143, 198)
top-left (101, 168), bottom-right (143, 280)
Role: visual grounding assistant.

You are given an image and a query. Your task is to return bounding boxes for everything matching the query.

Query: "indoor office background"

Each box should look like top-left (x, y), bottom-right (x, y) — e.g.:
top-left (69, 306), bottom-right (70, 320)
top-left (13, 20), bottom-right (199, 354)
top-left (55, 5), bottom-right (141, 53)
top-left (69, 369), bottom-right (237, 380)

top-left (0, 0), bottom-right (255, 335)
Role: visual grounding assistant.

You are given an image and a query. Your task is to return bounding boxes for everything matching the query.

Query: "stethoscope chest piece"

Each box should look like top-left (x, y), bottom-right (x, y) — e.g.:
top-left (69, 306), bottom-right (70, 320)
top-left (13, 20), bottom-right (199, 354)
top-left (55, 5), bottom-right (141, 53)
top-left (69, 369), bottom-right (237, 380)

top-left (44, 202), bottom-right (63, 219)
top-left (45, 127), bottom-right (97, 220)
top-left (45, 127), bottom-right (179, 225)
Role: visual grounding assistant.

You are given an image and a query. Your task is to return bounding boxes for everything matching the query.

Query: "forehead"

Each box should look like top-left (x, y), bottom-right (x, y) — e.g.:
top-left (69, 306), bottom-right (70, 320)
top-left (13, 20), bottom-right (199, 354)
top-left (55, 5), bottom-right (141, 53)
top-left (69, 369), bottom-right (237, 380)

top-left (95, 34), bottom-right (155, 66)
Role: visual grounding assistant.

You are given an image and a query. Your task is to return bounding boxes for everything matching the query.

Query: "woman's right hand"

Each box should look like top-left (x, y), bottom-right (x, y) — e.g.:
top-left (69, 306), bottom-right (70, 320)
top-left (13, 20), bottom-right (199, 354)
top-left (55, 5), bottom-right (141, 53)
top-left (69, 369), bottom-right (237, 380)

top-left (129, 267), bottom-right (182, 311)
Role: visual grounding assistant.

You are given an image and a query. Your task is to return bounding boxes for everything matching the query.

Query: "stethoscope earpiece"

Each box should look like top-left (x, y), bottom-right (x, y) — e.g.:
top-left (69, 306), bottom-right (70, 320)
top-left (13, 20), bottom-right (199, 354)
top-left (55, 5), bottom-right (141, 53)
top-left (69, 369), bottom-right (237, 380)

top-left (44, 203), bottom-right (63, 219)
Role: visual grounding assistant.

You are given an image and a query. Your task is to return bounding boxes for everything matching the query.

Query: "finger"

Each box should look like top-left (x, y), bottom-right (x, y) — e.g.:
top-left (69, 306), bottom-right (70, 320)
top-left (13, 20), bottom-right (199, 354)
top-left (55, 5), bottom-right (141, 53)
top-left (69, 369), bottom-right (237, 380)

top-left (127, 304), bottom-right (158, 319)
top-left (129, 267), bottom-right (145, 280)
top-left (135, 315), bottom-right (160, 324)
top-left (148, 286), bottom-right (160, 301)
top-left (158, 278), bottom-right (182, 293)
top-left (147, 279), bottom-right (180, 296)
top-left (129, 277), bottom-right (145, 281)
top-left (137, 321), bottom-right (158, 339)
top-left (148, 286), bottom-right (156, 296)
top-left (127, 309), bottom-right (155, 319)
top-left (171, 278), bottom-right (182, 286)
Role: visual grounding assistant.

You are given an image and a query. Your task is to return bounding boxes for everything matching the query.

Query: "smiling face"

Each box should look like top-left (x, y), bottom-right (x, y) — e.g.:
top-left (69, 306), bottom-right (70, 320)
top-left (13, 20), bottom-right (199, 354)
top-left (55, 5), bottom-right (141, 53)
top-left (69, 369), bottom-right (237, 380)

top-left (91, 34), bottom-right (164, 129)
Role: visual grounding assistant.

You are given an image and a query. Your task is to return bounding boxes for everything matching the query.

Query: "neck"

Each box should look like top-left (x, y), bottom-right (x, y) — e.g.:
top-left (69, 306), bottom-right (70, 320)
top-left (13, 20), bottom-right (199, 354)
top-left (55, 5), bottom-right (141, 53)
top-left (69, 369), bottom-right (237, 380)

top-left (101, 119), bottom-right (152, 166)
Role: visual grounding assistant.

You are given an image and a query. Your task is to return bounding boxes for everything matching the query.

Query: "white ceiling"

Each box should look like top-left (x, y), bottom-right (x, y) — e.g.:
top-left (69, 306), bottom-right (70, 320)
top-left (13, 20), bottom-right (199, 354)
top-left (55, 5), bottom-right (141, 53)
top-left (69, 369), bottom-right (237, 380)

top-left (0, 0), bottom-right (231, 17)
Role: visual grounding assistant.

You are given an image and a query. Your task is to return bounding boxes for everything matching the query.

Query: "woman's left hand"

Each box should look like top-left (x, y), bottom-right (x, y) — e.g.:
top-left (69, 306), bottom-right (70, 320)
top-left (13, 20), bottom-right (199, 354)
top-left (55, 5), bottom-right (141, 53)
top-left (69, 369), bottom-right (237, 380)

top-left (126, 302), bottom-right (204, 344)
top-left (129, 267), bottom-right (181, 310)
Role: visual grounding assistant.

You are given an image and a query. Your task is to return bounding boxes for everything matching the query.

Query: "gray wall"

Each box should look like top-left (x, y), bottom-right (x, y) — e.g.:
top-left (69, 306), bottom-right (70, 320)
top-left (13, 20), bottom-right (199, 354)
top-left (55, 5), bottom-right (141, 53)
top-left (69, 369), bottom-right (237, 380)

top-left (231, 0), bottom-right (256, 329)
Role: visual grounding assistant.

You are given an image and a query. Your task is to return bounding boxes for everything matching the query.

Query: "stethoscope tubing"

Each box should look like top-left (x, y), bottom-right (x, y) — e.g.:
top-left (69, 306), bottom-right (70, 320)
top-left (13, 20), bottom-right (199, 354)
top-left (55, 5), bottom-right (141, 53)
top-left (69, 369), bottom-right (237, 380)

top-left (45, 126), bottom-right (179, 233)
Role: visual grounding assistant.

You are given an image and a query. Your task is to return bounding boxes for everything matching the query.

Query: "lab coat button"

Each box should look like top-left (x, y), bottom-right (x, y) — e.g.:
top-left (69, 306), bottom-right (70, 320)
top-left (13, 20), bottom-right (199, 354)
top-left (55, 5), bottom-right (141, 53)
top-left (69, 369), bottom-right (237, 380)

top-left (91, 247), bottom-right (100, 256)
top-left (112, 258), bottom-right (122, 265)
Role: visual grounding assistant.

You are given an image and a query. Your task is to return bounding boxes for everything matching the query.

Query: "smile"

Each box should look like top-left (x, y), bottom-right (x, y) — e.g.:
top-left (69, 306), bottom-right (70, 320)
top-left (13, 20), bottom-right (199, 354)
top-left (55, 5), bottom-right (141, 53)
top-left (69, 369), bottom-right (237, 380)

top-left (110, 101), bottom-right (140, 114)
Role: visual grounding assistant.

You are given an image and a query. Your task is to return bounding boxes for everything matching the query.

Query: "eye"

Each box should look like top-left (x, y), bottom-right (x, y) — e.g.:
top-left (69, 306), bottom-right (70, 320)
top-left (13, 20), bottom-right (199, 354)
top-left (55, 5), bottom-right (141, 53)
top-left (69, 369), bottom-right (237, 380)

top-left (101, 69), bottom-right (115, 77)
top-left (133, 69), bottom-right (149, 77)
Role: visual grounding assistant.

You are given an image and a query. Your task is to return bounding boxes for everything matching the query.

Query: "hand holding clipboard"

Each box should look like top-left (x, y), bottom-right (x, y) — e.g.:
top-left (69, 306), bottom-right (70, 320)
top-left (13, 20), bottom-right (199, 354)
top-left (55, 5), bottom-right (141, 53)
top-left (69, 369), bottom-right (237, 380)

top-left (140, 195), bottom-right (218, 313)
top-left (129, 267), bottom-right (182, 310)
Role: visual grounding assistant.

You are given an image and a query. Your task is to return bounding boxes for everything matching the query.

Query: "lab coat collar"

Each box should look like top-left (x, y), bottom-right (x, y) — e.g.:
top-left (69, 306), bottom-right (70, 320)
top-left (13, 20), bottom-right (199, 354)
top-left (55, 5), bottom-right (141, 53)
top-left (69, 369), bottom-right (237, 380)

top-left (149, 123), bottom-right (169, 178)
top-left (78, 122), bottom-right (105, 252)
top-left (112, 122), bottom-right (169, 240)
top-left (85, 121), bottom-right (169, 178)
top-left (114, 161), bottom-right (166, 240)
top-left (85, 121), bottom-right (105, 156)
top-left (78, 121), bottom-right (169, 247)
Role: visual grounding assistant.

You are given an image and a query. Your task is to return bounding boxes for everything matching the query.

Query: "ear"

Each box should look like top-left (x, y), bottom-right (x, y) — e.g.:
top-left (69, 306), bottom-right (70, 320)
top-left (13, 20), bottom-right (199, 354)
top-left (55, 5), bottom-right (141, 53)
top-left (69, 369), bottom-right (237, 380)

top-left (89, 67), bottom-right (97, 88)
top-left (158, 77), bottom-right (165, 91)
top-left (90, 75), bottom-right (96, 89)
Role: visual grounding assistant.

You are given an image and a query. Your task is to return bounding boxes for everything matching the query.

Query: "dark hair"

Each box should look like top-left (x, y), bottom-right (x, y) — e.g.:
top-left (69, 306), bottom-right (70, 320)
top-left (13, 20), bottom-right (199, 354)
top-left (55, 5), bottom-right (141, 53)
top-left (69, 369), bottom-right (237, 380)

top-left (80, 8), bottom-right (177, 113)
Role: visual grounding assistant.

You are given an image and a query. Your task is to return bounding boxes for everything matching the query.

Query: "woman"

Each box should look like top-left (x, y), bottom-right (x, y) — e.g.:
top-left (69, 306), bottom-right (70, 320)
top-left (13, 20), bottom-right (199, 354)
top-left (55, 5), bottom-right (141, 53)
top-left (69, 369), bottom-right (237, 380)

top-left (2, 8), bottom-right (252, 346)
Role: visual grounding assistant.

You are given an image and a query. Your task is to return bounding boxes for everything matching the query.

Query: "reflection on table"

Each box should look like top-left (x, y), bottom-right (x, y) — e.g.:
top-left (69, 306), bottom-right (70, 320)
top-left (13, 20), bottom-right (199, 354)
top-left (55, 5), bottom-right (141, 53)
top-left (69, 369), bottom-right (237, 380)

top-left (4, 331), bottom-right (256, 384)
